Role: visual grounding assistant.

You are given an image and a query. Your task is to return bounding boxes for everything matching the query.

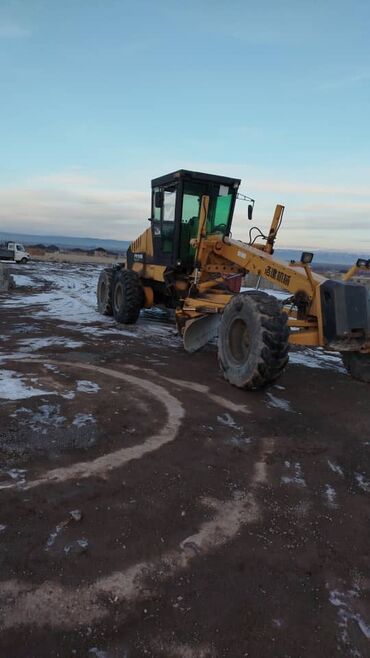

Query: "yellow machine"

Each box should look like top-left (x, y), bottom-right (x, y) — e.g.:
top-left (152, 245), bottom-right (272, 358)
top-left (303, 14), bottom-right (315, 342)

top-left (97, 169), bottom-right (370, 389)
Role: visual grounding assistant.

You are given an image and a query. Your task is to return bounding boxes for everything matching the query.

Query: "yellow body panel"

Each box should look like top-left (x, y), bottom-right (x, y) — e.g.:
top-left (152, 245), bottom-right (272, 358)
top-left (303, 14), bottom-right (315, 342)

top-left (132, 262), bottom-right (166, 282)
top-left (130, 227), bottom-right (166, 283)
top-left (130, 227), bottom-right (153, 258)
top-left (210, 235), bottom-right (325, 297)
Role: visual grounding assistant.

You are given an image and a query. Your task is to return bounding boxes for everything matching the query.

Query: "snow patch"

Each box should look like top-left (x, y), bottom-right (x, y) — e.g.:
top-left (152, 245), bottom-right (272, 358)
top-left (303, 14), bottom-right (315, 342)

top-left (266, 392), bottom-right (293, 412)
top-left (217, 413), bottom-right (240, 429)
top-left (72, 413), bottom-right (96, 427)
top-left (61, 390), bottom-right (76, 400)
top-left (324, 484), bottom-right (338, 508)
top-left (12, 404), bottom-right (66, 434)
top-left (43, 363), bottom-right (60, 373)
top-left (0, 352), bottom-right (39, 365)
top-left (89, 649), bottom-right (109, 658)
top-left (0, 369), bottom-right (54, 400)
top-left (217, 413), bottom-right (252, 448)
top-left (76, 380), bottom-right (100, 394)
top-left (327, 460), bottom-right (344, 477)
top-left (329, 582), bottom-right (370, 654)
top-left (3, 263), bottom-right (182, 348)
top-left (240, 286), bottom-right (289, 301)
top-left (45, 521), bottom-right (68, 550)
top-left (355, 473), bottom-right (370, 492)
top-left (281, 462), bottom-right (306, 487)
top-left (12, 275), bottom-right (35, 287)
top-left (0, 468), bottom-right (27, 490)
top-left (290, 347), bottom-right (345, 373)
top-left (17, 336), bottom-right (83, 351)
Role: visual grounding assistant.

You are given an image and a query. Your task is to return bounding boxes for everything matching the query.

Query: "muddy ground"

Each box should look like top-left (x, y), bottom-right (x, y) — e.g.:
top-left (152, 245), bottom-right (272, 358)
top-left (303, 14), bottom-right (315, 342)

top-left (0, 262), bottom-right (369, 658)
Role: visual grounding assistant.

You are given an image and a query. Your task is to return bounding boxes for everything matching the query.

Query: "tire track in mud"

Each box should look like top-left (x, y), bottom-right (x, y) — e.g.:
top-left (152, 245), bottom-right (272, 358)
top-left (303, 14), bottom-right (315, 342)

top-left (0, 356), bottom-right (275, 632)
top-left (0, 438), bottom-right (275, 630)
top-left (125, 365), bottom-right (251, 415)
top-left (20, 360), bottom-right (185, 489)
top-left (6, 358), bottom-right (251, 490)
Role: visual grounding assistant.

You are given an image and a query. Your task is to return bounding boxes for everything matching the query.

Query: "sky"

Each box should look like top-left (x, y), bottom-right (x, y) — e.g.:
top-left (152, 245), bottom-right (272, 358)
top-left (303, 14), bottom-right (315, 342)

top-left (0, 0), bottom-right (369, 251)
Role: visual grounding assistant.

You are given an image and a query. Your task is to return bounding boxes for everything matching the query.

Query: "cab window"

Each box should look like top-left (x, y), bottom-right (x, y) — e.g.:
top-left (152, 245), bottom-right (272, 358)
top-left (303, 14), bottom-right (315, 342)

top-left (208, 186), bottom-right (233, 234)
top-left (152, 187), bottom-right (161, 221)
top-left (162, 187), bottom-right (176, 254)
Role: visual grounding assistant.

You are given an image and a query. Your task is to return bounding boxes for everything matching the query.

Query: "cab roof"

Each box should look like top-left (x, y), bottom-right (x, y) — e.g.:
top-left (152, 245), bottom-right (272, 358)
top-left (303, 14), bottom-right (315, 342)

top-left (151, 169), bottom-right (241, 189)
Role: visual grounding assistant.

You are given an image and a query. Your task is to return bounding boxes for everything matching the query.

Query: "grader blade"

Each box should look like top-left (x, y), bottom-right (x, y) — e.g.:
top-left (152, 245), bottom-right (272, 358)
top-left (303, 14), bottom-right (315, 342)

top-left (183, 314), bottom-right (221, 353)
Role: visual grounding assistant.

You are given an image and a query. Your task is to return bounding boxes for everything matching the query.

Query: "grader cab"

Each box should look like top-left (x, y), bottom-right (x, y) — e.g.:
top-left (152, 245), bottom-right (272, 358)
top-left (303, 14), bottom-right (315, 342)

top-left (127, 170), bottom-right (242, 274)
top-left (97, 169), bottom-right (370, 390)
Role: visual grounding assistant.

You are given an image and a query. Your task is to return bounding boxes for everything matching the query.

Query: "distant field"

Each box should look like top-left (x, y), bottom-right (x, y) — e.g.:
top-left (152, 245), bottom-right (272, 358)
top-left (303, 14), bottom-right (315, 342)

top-left (30, 251), bottom-right (125, 265)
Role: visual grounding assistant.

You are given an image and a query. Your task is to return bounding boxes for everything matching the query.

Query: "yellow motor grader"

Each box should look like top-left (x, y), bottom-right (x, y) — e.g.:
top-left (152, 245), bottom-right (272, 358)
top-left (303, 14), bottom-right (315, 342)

top-left (97, 169), bottom-right (370, 389)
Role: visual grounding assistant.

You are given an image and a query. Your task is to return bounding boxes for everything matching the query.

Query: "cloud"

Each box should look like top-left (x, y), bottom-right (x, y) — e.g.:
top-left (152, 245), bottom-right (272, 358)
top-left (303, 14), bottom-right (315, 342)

top-left (1, 167), bottom-right (370, 251)
top-left (0, 22), bottom-right (30, 38)
top-left (183, 160), bottom-right (370, 199)
top-left (249, 178), bottom-right (370, 198)
top-left (0, 183), bottom-right (150, 240)
top-left (31, 172), bottom-right (100, 188)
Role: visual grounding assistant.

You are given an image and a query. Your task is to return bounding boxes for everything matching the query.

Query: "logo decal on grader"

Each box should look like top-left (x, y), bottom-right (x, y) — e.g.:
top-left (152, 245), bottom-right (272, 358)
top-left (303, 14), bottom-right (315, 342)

top-left (264, 266), bottom-right (291, 287)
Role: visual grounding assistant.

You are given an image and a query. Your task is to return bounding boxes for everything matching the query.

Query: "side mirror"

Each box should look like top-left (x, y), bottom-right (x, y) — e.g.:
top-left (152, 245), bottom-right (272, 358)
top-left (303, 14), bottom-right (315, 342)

top-left (248, 204), bottom-right (253, 220)
top-left (155, 191), bottom-right (164, 209)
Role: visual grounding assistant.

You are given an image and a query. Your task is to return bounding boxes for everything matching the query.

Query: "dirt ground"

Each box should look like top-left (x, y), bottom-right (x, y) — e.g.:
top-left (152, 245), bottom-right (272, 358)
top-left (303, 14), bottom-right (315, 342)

top-left (0, 261), bottom-right (370, 658)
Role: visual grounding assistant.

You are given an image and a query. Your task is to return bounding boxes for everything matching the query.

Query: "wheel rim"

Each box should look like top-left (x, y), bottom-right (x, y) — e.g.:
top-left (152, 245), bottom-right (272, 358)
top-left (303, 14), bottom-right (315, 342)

top-left (228, 318), bottom-right (250, 363)
top-left (114, 282), bottom-right (124, 312)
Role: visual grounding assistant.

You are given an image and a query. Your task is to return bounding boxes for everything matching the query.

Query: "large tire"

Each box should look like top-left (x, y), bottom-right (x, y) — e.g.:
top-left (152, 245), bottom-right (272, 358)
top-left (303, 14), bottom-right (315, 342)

top-left (97, 268), bottom-right (114, 316)
top-left (341, 351), bottom-right (370, 383)
top-left (20, 257), bottom-right (28, 264)
top-left (218, 291), bottom-right (289, 390)
top-left (112, 269), bottom-right (143, 324)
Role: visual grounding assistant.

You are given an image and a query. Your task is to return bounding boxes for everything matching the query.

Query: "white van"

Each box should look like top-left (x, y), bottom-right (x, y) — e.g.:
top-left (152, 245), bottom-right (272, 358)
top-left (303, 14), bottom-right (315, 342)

top-left (0, 242), bottom-right (30, 263)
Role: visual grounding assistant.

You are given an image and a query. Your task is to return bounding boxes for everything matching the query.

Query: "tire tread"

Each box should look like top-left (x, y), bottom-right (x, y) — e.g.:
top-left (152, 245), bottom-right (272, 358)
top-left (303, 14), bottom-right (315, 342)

top-left (97, 268), bottom-right (114, 316)
top-left (112, 269), bottom-right (143, 324)
top-left (219, 291), bottom-right (290, 390)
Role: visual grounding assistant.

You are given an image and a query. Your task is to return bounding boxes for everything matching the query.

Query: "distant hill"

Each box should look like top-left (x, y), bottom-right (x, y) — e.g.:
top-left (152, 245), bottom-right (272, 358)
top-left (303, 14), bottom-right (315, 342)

top-left (0, 231), bottom-right (366, 265)
top-left (274, 249), bottom-right (367, 267)
top-left (0, 231), bottom-right (130, 253)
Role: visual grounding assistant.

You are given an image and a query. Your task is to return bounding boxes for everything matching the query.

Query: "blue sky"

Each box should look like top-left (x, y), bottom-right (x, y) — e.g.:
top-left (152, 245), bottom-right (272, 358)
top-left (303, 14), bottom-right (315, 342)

top-left (0, 0), bottom-right (369, 250)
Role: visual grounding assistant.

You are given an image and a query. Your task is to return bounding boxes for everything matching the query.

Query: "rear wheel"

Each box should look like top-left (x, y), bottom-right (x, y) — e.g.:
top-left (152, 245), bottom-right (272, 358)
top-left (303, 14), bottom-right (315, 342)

top-left (218, 291), bottom-right (289, 390)
top-left (341, 351), bottom-right (370, 383)
top-left (97, 268), bottom-right (114, 316)
top-left (112, 269), bottom-right (143, 324)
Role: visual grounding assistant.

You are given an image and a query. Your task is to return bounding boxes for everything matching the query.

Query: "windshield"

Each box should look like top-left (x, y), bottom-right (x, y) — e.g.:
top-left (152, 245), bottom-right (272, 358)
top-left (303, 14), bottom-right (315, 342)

top-left (207, 189), bottom-right (233, 234)
top-left (179, 182), bottom-right (235, 266)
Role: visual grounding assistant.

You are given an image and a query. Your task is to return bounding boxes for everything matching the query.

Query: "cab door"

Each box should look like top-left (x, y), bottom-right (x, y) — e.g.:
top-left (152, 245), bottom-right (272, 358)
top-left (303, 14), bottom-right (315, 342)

top-left (151, 184), bottom-right (178, 265)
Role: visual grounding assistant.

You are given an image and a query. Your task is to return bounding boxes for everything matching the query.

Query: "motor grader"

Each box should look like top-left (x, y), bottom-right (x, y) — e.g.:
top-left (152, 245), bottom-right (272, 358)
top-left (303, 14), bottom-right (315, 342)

top-left (97, 169), bottom-right (370, 389)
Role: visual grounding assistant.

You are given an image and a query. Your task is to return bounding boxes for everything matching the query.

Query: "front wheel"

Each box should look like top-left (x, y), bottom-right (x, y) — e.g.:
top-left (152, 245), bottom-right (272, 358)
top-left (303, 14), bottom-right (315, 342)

top-left (20, 257), bottom-right (28, 264)
top-left (218, 291), bottom-right (289, 390)
top-left (341, 351), bottom-right (370, 383)
top-left (112, 269), bottom-right (143, 324)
